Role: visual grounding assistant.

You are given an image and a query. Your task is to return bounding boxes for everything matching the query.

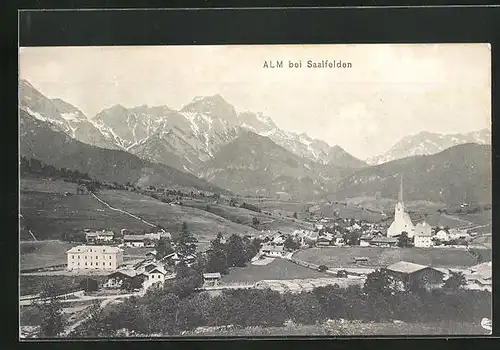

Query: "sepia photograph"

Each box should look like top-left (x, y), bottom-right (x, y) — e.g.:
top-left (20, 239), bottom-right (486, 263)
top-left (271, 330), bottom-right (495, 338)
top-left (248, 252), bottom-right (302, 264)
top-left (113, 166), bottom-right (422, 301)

top-left (18, 43), bottom-right (492, 338)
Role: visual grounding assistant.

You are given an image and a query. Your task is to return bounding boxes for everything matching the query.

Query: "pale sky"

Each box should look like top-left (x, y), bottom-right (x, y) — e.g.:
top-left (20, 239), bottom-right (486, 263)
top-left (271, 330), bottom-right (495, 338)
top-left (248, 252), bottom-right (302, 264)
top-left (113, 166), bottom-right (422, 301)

top-left (19, 44), bottom-right (491, 159)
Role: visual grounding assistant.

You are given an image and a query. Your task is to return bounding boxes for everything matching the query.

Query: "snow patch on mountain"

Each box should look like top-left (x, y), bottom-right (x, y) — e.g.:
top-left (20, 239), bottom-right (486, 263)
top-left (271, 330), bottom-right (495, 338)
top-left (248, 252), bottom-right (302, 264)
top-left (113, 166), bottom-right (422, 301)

top-left (25, 107), bottom-right (47, 122)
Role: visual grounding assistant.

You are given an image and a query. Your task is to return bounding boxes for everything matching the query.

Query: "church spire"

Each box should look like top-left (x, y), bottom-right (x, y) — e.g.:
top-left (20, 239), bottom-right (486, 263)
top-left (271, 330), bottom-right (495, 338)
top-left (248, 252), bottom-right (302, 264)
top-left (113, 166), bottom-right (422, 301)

top-left (398, 174), bottom-right (404, 203)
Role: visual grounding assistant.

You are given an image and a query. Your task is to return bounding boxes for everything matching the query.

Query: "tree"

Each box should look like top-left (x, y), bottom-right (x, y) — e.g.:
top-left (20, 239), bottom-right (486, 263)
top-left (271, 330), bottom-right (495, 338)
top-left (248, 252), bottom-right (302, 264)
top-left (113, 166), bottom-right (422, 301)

top-left (283, 236), bottom-right (300, 251)
top-left (156, 238), bottom-right (174, 260)
top-left (226, 234), bottom-right (247, 267)
top-left (80, 278), bottom-right (99, 293)
top-left (34, 285), bottom-right (66, 337)
top-left (205, 233), bottom-right (228, 274)
top-left (252, 217), bottom-right (260, 226)
top-left (397, 232), bottom-right (411, 248)
top-left (318, 265), bottom-right (328, 272)
top-left (364, 269), bottom-right (402, 297)
top-left (443, 271), bottom-right (467, 292)
top-left (174, 222), bottom-right (197, 257)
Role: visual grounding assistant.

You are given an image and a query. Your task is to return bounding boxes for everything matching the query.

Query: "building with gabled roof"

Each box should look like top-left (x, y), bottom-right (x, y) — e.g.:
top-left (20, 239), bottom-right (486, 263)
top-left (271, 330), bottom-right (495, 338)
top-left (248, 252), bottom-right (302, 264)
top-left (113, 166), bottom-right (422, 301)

top-left (66, 245), bottom-right (123, 271)
top-left (385, 261), bottom-right (444, 290)
top-left (387, 175), bottom-right (416, 238)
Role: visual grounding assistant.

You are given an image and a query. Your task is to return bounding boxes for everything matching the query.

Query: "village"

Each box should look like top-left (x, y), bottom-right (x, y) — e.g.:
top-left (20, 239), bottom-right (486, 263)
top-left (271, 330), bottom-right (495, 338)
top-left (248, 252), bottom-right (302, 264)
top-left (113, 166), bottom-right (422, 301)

top-left (20, 177), bottom-right (491, 311)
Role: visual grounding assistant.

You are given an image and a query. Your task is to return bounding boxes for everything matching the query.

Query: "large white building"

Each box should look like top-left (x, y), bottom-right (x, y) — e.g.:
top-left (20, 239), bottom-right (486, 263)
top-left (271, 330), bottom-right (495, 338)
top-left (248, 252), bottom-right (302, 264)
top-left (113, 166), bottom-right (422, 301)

top-left (387, 176), bottom-right (416, 238)
top-left (66, 245), bottom-right (123, 271)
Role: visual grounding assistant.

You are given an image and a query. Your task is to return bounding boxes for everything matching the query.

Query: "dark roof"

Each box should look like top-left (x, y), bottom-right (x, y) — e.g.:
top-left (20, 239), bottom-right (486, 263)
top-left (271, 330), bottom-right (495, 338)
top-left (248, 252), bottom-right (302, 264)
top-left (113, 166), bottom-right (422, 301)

top-left (123, 235), bottom-right (146, 241)
top-left (371, 237), bottom-right (398, 244)
top-left (386, 261), bottom-right (443, 275)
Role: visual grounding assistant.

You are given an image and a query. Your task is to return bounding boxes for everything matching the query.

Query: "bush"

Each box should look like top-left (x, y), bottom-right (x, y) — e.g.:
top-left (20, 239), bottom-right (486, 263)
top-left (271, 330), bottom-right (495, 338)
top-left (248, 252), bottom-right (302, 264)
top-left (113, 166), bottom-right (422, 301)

top-left (318, 265), bottom-right (328, 272)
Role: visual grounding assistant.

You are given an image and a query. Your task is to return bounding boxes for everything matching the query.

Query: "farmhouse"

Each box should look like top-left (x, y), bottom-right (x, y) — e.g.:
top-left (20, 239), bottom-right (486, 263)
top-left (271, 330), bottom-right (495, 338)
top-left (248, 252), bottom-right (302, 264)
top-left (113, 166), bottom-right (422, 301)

top-left (144, 231), bottom-right (172, 241)
top-left (159, 252), bottom-right (197, 266)
top-left (436, 229), bottom-right (450, 242)
top-left (414, 222), bottom-right (433, 248)
top-left (123, 235), bottom-right (147, 247)
top-left (103, 269), bottom-right (139, 289)
top-left (145, 250), bottom-right (157, 260)
top-left (203, 272), bottom-right (222, 286)
top-left (67, 245), bottom-right (123, 271)
top-left (142, 265), bottom-right (169, 290)
top-left (359, 234), bottom-right (373, 247)
top-left (370, 236), bottom-right (398, 247)
top-left (465, 261), bottom-right (492, 292)
top-left (261, 245), bottom-right (285, 257)
top-left (85, 230), bottom-right (115, 244)
top-left (333, 234), bottom-right (345, 246)
top-left (387, 176), bottom-right (416, 238)
top-left (385, 261), bottom-right (444, 290)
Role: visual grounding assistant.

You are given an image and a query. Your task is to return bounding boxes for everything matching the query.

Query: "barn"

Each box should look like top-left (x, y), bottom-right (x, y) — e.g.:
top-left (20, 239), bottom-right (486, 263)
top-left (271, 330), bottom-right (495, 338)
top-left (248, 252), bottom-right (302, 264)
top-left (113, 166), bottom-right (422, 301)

top-left (384, 261), bottom-right (444, 290)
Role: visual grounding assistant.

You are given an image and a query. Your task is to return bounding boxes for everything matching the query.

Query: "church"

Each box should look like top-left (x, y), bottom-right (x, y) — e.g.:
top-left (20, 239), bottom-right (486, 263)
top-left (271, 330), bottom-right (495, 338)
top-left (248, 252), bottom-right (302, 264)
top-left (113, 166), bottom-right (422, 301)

top-left (387, 176), bottom-right (416, 238)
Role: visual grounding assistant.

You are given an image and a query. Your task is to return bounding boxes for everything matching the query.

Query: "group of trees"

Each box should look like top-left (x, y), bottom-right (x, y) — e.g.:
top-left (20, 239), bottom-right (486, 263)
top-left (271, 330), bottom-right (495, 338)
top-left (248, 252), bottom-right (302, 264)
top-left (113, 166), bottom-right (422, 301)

top-left (240, 202), bottom-right (261, 213)
top-left (20, 156), bottom-right (92, 183)
top-left (204, 233), bottom-right (261, 275)
top-left (66, 267), bottom-right (490, 337)
top-left (154, 222), bottom-right (197, 261)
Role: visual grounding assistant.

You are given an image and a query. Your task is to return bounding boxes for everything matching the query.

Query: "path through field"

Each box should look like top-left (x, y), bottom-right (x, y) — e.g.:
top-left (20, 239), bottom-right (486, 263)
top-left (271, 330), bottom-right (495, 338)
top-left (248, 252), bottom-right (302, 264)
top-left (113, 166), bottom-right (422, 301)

top-left (90, 192), bottom-right (157, 228)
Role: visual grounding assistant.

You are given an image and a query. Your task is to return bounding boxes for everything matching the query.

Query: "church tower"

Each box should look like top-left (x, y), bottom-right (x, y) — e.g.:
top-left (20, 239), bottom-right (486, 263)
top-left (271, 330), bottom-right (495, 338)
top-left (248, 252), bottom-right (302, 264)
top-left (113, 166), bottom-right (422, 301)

top-left (387, 174), bottom-right (416, 238)
top-left (395, 175), bottom-right (405, 215)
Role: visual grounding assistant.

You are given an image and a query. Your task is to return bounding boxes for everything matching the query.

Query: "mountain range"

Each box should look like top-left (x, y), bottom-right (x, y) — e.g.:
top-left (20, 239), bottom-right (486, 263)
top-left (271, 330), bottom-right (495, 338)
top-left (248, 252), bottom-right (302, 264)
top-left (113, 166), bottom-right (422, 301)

top-left (19, 79), bottom-right (492, 204)
top-left (335, 143), bottom-right (491, 206)
top-left (19, 80), bottom-right (366, 173)
top-left (366, 129), bottom-right (491, 165)
top-left (19, 109), bottom-right (226, 193)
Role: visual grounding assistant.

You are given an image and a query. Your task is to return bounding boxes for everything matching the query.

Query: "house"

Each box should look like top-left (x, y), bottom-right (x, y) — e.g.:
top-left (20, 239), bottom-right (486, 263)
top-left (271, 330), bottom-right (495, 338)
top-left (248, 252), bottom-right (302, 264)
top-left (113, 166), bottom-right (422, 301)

top-left (159, 252), bottom-right (197, 266)
top-left (85, 230), bottom-right (114, 244)
top-left (142, 265), bottom-right (168, 290)
top-left (414, 222), bottom-right (433, 248)
top-left (465, 261), bottom-right (492, 292)
top-left (66, 245), bottom-right (123, 271)
top-left (449, 229), bottom-right (471, 240)
top-left (203, 272), bottom-right (222, 286)
top-left (261, 245), bottom-right (285, 257)
top-left (272, 233), bottom-right (286, 245)
top-left (103, 269), bottom-right (140, 289)
top-left (359, 234), bottom-right (373, 247)
top-left (144, 231), bottom-right (172, 241)
top-left (317, 241), bottom-right (331, 247)
top-left (123, 235), bottom-right (147, 247)
top-left (302, 231), bottom-right (319, 245)
top-left (414, 235), bottom-right (433, 248)
top-left (436, 229), bottom-right (450, 242)
top-left (385, 261), bottom-right (444, 290)
top-left (145, 250), bottom-right (157, 260)
top-left (370, 236), bottom-right (398, 247)
top-left (333, 234), bottom-right (345, 247)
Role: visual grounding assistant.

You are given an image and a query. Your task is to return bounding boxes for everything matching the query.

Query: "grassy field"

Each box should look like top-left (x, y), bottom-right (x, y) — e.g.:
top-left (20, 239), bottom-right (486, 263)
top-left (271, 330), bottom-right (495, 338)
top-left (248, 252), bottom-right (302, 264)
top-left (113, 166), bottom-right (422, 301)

top-left (183, 199), bottom-right (314, 232)
top-left (20, 189), bottom-right (152, 241)
top-left (98, 190), bottom-right (260, 241)
top-left (19, 275), bottom-right (108, 296)
top-left (293, 247), bottom-right (478, 269)
top-left (220, 258), bottom-right (329, 284)
top-left (186, 321), bottom-right (488, 336)
top-left (20, 241), bottom-right (78, 270)
top-left (20, 241), bottom-right (156, 271)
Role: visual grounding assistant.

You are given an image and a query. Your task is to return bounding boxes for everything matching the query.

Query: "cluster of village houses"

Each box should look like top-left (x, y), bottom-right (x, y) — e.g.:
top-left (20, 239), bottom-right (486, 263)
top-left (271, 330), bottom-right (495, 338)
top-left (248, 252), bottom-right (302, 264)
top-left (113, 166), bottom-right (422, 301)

top-left (83, 229), bottom-right (172, 247)
top-left (64, 179), bottom-right (488, 293)
top-left (66, 239), bottom-right (491, 294)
